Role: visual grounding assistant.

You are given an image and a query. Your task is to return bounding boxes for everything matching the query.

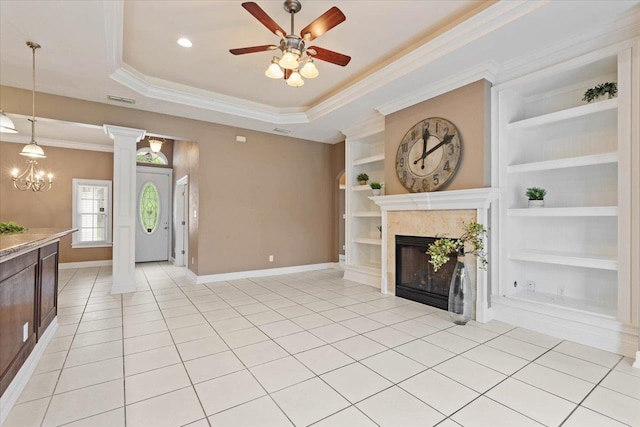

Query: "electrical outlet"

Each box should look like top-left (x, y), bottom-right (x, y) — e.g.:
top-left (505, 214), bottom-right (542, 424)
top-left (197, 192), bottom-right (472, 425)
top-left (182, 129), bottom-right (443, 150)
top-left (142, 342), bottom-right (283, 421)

top-left (269, 255), bottom-right (274, 262)
top-left (23, 322), bottom-right (29, 342)
top-left (191, 257), bottom-right (195, 265)
top-left (526, 280), bottom-right (535, 292)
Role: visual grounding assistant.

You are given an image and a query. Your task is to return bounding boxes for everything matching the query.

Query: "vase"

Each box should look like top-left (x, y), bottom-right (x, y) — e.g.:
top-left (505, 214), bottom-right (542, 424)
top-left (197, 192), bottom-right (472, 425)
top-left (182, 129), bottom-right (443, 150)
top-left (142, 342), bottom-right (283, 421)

top-left (372, 189), bottom-right (381, 196)
top-left (528, 200), bottom-right (544, 208)
top-left (448, 254), bottom-right (473, 325)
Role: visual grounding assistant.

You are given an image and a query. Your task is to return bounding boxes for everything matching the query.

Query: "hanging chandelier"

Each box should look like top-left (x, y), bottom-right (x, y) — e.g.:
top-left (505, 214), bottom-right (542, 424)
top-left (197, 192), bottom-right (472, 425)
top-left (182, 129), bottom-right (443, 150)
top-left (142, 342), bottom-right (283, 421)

top-left (12, 41), bottom-right (53, 192)
top-left (230, 1), bottom-right (350, 88)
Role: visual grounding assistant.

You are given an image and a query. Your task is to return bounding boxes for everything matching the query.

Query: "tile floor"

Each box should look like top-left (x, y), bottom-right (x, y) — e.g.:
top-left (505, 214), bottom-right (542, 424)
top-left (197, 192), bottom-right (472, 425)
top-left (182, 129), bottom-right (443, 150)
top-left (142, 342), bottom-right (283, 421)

top-left (3, 264), bottom-right (639, 427)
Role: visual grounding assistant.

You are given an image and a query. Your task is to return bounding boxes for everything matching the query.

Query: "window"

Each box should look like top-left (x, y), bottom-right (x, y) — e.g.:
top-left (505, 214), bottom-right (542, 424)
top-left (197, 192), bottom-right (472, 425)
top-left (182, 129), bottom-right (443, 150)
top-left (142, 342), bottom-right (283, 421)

top-left (72, 179), bottom-right (112, 248)
top-left (136, 148), bottom-right (168, 165)
top-left (139, 182), bottom-right (160, 234)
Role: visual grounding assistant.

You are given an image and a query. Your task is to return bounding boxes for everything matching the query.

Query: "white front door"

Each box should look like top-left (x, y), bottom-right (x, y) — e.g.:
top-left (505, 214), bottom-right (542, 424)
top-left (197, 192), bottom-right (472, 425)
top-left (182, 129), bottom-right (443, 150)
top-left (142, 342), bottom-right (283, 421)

top-left (136, 168), bottom-right (171, 262)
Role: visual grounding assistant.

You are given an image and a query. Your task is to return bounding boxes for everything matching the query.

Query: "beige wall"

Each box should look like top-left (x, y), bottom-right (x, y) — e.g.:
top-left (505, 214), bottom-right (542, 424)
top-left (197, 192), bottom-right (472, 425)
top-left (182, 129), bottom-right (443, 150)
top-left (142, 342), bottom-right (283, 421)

top-left (384, 79), bottom-right (491, 195)
top-left (1, 86), bottom-right (337, 275)
top-left (0, 141), bottom-right (113, 263)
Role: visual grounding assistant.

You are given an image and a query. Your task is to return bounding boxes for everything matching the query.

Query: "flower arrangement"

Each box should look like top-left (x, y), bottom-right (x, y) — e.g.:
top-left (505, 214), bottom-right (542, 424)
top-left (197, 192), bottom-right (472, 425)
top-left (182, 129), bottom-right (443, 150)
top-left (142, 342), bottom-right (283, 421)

top-left (582, 82), bottom-right (617, 103)
top-left (427, 221), bottom-right (488, 272)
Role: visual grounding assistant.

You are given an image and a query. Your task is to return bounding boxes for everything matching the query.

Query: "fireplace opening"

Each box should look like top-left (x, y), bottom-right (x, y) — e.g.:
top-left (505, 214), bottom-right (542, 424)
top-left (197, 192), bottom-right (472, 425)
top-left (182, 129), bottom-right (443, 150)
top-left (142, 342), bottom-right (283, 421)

top-left (395, 235), bottom-right (461, 310)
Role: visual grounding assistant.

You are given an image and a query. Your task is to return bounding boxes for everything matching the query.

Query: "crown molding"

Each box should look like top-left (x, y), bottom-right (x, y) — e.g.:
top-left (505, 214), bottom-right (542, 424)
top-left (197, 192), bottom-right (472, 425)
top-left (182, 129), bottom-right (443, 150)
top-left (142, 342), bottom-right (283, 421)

top-left (341, 113), bottom-right (385, 140)
top-left (103, 0), bottom-right (123, 71)
top-left (497, 13), bottom-right (640, 84)
top-left (376, 61), bottom-right (499, 116)
top-left (106, 0), bottom-right (549, 126)
top-left (1, 134), bottom-right (114, 152)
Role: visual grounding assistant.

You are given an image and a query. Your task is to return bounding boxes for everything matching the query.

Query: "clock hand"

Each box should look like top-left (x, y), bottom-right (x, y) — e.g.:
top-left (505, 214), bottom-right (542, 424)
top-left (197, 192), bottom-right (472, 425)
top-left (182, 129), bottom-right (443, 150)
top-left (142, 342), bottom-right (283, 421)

top-left (423, 129), bottom-right (454, 159)
top-left (413, 124), bottom-right (430, 167)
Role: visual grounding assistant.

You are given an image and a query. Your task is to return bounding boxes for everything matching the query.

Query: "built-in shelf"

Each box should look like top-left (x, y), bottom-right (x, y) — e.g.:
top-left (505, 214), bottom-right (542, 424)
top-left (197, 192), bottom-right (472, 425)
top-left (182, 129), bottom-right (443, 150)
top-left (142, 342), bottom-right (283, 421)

top-left (507, 206), bottom-right (618, 217)
top-left (352, 185), bottom-right (373, 192)
top-left (352, 153), bottom-right (385, 166)
top-left (353, 237), bottom-right (382, 246)
top-left (508, 152), bottom-right (618, 174)
top-left (352, 211), bottom-right (382, 218)
top-left (509, 250), bottom-right (617, 270)
top-left (507, 98), bottom-right (618, 130)
top-left (505, 291), bottom-right (617, 319)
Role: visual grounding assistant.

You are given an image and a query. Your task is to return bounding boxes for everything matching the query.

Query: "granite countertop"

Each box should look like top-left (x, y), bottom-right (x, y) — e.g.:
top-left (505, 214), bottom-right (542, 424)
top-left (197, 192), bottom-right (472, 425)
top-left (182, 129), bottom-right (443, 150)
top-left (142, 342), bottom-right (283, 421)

top-left (0, 228), bottom-right (77, 260)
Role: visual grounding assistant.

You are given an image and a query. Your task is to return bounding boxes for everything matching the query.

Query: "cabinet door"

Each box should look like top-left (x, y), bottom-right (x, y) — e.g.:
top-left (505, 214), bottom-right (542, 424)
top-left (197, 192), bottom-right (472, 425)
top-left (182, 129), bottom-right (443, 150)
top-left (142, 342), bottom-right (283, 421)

top-left (0, 252), bottom-right (38, 396)
top-left (37, 242), bottom-right (58, 339)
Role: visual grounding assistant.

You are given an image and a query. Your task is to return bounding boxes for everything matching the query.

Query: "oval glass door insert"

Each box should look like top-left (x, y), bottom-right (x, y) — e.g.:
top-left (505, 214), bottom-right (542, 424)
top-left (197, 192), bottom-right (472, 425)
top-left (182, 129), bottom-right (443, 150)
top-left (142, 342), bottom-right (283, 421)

top-left (140, 182), bottom-right (160, 234)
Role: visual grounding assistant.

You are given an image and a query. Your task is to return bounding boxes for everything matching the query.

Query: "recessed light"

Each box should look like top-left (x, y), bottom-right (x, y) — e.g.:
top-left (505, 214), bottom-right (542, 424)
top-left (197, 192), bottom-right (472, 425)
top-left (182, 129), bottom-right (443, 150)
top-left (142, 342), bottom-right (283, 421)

top-left (177, 38), bottom-right (192, 48)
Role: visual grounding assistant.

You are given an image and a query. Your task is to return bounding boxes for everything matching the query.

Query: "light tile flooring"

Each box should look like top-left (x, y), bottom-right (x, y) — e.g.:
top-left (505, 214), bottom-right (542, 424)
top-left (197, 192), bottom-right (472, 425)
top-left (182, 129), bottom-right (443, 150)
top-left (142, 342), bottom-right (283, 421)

top-left (4, 264), bottom-right (639, 427)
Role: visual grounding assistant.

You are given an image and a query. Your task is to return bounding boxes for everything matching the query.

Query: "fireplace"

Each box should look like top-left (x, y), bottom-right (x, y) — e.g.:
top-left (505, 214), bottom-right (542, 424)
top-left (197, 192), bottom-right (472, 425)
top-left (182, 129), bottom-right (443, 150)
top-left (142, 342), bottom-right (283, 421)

top-left (395, 235), bottom-right (460, 310)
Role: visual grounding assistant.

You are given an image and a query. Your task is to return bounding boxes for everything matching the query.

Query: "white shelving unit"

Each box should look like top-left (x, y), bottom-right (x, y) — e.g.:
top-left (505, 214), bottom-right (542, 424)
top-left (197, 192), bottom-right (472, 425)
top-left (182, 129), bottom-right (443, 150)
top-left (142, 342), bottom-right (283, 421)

top-left (342, 115), bottom-right (385, 288)
top-left (493, 43), bottom-right (638, 356)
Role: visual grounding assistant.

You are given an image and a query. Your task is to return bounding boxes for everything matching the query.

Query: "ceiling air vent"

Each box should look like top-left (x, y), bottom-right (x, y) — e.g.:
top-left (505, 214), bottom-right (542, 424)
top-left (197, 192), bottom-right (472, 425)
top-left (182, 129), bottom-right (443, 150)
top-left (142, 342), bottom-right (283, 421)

top-left (273, 128), bottom-right (292, 134)
top-left (108, 95), bottom-right (136, 104)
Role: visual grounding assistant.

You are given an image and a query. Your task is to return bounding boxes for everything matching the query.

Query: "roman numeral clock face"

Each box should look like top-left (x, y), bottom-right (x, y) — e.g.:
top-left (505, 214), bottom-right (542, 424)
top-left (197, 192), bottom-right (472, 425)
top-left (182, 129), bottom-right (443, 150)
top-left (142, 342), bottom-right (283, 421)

top-left (395, 117), bottom-right (462, 192)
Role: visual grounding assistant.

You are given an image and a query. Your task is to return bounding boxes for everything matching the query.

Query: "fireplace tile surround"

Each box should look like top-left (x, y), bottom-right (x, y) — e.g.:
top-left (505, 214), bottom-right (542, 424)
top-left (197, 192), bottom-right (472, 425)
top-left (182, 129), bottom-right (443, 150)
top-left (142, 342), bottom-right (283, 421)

top-left (372, 188), bottom-right (500, 323)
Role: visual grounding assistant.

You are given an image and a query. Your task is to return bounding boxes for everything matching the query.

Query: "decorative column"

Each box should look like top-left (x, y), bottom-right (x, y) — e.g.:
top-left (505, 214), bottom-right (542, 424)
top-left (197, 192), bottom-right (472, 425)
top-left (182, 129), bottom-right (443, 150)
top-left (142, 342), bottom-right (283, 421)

top-left (104, 125), bottom-right (146, 294)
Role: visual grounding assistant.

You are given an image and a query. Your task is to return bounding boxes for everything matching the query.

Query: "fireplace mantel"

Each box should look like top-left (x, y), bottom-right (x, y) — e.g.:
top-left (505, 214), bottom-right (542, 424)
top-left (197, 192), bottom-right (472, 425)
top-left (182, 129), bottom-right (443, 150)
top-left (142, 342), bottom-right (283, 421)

top-left (371, 187), bottom-right (500, 323)
top-left (370, 188), bottom-right (500, 211)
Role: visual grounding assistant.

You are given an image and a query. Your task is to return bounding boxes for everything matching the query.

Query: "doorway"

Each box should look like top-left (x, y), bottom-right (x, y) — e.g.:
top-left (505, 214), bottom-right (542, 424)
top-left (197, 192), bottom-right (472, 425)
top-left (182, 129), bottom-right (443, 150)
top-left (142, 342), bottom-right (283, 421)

top-left (174, 175), bottom-right (188, 266)
top-left (136, 166), bottom-right (172, 262)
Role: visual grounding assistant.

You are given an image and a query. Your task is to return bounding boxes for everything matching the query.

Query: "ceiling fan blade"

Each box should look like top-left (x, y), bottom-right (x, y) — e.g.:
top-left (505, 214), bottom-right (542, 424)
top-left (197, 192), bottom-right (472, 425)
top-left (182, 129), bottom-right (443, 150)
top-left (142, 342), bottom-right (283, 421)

top-left (229, 45), bottom-right (278, 55)
top-left (300, 7), bottom-right (345, 41)
top-left (308, 46), bottom-right (351, 66)
top-left (242, 2), bottom-right (286, 37)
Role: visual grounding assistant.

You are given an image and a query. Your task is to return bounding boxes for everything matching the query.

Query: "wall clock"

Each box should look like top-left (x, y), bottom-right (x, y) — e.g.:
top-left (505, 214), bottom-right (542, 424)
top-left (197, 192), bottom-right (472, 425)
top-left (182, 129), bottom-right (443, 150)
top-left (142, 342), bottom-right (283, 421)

top-left (395, 117), bottom-right (462, 192)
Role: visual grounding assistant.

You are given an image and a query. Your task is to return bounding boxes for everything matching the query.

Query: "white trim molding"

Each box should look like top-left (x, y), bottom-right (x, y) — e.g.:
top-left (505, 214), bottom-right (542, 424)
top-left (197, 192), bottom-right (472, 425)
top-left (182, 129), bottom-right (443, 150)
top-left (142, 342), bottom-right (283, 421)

top-left (188, 263), bottom-right (337, 284)
top-left (371, 188), bottom-right (500, 323)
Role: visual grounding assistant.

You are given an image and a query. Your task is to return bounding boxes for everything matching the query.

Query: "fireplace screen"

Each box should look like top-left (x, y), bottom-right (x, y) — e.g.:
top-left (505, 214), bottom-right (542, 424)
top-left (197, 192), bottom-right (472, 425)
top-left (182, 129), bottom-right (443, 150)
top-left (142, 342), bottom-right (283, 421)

top-left (395, 235), bottom-right (460, 310)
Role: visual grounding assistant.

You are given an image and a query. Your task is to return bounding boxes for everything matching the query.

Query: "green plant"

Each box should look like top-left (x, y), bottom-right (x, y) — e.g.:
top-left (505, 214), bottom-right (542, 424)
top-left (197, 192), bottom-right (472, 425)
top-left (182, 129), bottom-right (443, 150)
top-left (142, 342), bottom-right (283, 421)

top-left (356, 173), bottom-right (369, 183)
top-left (0, 221), bottom-right (27, 235)
top-left (582, 82), bottom-right (617, 103)
top-left (427, 221), bottom-right (488, 272)
top-left (525, 187), bottom-right (546, 200)
top-left (370, 182), bottom-right (382, 189)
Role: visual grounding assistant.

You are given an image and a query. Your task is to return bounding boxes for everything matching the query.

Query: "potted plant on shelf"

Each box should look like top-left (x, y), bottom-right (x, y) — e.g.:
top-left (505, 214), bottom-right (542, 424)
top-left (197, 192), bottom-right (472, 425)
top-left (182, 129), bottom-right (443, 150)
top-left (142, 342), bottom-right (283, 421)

top-left (582, 82), bottom-right (617, 103)
top-left (427, 221), bottom-right (488, 325)
top-left (377, 225), bottom-right (382, 238)
top-left (526, 187), bottom-right (546, 208)
top-left (356, 173), bottom-right (369, 185)
top-left (370, 181), bottom-right (382, 196)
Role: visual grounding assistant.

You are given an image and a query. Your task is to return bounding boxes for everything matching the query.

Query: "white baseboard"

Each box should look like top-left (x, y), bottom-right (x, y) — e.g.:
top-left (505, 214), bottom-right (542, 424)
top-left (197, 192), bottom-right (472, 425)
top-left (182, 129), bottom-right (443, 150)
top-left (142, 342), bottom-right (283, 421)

top-left (493, 296), bottom-right (639, 358)
top-left (191, 263), bottom-right (336, 284)
top-left (0, 320), bottom-right (58, 425)
top-left (59, 260), bottom-right (112, 270)
top-left (634, 351), bottom-right (640, 369)
top-left (343, 265), bottom-right (381, 289)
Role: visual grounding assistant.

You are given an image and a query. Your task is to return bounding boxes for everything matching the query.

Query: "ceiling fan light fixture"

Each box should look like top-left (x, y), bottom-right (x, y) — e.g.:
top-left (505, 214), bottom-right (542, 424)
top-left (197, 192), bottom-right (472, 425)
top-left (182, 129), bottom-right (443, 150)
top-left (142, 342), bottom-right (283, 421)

top-left (0, 110), bottom-right (18, 134)
top-left (279, 51), bottom-right (299, 70)
top-left (286, 71), bottom-right (304, 87)
top-left (299, 59), bottom-right (319, 79)
top-left (265, 58), bottom-right (284, 79)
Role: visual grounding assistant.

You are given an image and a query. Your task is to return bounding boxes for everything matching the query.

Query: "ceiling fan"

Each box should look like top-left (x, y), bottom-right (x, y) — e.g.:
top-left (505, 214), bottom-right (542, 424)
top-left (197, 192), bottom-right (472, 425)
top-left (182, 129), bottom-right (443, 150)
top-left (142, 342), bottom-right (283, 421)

top-left (230, 0), bottom-right (351, 87)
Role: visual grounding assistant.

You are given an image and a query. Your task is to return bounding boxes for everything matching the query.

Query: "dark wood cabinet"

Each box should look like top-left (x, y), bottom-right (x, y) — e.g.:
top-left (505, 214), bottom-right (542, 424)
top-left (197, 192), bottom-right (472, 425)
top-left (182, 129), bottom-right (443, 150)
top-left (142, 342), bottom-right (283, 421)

top-left (0, 242), bottom-right (59, 397)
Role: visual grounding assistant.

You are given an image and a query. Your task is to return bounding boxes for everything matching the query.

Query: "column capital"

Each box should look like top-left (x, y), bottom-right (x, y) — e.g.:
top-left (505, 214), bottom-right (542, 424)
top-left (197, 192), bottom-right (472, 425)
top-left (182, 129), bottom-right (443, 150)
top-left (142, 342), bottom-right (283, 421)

top-left (103, 124), bottom-right (146, 142)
